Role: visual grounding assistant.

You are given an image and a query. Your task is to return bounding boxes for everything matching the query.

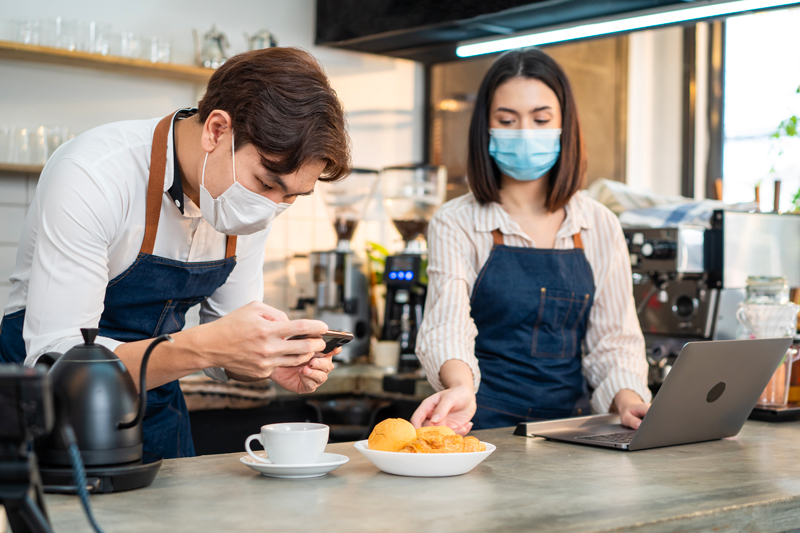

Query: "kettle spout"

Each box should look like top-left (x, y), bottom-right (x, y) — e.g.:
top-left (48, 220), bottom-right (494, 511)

top-left (118, 334), bottom-right (174, 430)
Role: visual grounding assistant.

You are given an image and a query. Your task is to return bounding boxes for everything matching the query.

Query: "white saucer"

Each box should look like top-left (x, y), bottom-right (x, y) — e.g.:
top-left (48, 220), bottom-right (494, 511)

top-left (239, 451), bottom-right (349, 478)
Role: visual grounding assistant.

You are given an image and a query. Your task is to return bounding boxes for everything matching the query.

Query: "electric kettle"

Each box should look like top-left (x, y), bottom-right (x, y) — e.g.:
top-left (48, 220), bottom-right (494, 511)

top-left (38, 328), bottom-right (171, 466)
top-left (244, 28), bottom-right (277, 50)
top-left (192, 25), bottom-right (229, 68)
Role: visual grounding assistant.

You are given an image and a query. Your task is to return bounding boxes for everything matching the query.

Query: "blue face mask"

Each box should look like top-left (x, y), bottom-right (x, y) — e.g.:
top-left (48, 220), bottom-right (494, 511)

top-left (488, 128), bottom-right (561, 181)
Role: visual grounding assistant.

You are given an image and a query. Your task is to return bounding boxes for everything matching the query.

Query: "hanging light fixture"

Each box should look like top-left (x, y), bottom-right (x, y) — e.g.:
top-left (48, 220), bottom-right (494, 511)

top-left (456, 0), bottom-right (800, 58)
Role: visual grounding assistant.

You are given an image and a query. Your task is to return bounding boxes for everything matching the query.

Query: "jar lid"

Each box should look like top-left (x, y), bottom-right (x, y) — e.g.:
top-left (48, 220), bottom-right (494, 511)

top-left (746, 276), bottom-right (788, 285)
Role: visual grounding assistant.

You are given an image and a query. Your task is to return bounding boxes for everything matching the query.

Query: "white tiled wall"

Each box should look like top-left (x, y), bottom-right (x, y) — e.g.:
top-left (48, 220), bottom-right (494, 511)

top-left (0, 172), bottom-right (38, 310)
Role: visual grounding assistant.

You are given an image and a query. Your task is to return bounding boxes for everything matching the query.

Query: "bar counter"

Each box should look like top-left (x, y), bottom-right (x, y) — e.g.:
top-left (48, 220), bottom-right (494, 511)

top-left (45, 420), bottom-right (800, 532)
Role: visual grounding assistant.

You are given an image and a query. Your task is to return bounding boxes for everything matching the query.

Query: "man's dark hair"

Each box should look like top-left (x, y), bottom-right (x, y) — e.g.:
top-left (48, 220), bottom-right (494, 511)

top-left (467, 48), bottom-right (586, 211)
top-left (198, 47), bottom-right (350, 182)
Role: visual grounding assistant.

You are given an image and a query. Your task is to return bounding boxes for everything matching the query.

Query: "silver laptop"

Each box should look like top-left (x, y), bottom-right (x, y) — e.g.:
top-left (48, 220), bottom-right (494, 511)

top-left (516, 338), bottom-right (792, 451)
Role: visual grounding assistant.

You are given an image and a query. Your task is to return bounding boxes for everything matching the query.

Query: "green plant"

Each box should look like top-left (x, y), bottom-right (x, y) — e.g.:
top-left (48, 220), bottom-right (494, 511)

top-left (366, 242), bottom-right (389, 284)
top-left (365, 242), bottom-right (428, 285)
top-left (770, 85), bottom-right (800, 173)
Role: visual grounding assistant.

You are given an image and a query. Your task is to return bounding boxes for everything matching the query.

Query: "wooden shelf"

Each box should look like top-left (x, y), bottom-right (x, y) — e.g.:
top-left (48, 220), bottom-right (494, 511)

top-left (0, 40), bottom-right (214, 83)
top-left (0, 163), bottom-right (44, 174)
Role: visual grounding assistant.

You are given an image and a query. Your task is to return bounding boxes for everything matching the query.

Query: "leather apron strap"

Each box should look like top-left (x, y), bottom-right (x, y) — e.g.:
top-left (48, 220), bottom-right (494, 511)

top-left (140, 113), bottom-right (237, 258)
top-left (491, 229), bottom-right (583, 249)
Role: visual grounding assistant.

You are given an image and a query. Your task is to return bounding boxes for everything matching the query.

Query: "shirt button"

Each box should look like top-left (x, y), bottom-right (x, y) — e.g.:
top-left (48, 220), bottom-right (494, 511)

top-left (175, 199), bottom-right (181, 208)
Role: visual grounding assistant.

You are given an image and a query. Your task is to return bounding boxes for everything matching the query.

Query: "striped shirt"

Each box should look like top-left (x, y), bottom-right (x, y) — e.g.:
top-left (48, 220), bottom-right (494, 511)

top-left (416, 191), bottom-right (652, 414)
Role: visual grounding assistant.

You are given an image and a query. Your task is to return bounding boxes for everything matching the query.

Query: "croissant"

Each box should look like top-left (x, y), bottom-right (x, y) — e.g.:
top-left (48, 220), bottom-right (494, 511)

top-left (400, 427), bottom-right (486, 454)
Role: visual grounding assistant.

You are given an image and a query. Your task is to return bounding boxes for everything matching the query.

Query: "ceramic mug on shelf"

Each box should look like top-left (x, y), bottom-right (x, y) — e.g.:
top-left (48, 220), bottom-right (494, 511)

top-left (245, 422), bottom-right (329, 465)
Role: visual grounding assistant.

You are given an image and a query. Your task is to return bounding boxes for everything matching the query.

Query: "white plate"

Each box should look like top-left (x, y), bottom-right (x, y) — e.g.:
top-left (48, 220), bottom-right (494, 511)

top-left (354, 440), bottom-right (496, 477)
top-left (239, 451), bottom-right (349, 478)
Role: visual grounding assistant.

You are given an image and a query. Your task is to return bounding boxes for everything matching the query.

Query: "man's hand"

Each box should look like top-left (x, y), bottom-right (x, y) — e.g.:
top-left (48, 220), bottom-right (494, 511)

top-left (612, 389), bottom-right (650, 429)
top-left (270, 348), bottom-right (340, 394)
top-left (199, 301), bottom-right (327, 381)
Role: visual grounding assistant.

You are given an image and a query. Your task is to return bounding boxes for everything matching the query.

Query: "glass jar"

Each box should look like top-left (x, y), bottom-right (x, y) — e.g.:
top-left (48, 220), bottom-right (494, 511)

top-left (737, 276), bottom-right (799, 407)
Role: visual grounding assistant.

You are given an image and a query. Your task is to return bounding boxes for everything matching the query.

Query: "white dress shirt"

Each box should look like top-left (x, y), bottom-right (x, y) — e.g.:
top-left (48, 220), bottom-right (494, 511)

top-left (5, 111), bottom-right (272, 378)
top-left (416, 191), bottom-right (652, 414)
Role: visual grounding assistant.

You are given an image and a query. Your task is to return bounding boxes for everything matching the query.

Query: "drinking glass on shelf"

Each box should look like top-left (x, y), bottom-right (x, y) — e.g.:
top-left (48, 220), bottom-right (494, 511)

top-left (0, 126), bottom-right (11, 163)
top-left (84, 21), bottom-right (112, 54)
top-left (42, 17), bottom-right (77, 49)
top-left (11, 127), bottom-right (30, 164)
top-left (119, 32), bottom-right (141, 58)
top-left (145, 36), bottom-right (172, 63)
top-left (46, 126), bottom-right (69, 158)
top-left (29, 126), bottom-right (48, 165)
top-left (93, 26), bottom-right (112, 55)
top-left (18, 20), bottom-right (41, 45)
top-left (60, 19), bottom-right (81, 51)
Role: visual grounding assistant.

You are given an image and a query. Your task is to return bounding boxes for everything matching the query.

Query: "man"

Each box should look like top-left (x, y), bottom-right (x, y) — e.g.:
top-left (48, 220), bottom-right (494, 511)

top-left (0, 47), bottom-right (351, 459)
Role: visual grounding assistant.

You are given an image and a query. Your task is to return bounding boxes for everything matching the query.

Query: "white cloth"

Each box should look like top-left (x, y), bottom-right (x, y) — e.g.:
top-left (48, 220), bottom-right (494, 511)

top-left (415, 191), bottom-right (653, 414)
top-left (5, 112), bottom-right (271, 380)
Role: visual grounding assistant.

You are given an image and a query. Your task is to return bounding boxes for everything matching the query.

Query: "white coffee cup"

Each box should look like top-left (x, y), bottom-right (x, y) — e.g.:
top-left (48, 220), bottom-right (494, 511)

top-left (245, 422), bottom-right (329, 465)
top-left (372, 340), bottom-right (400, 369)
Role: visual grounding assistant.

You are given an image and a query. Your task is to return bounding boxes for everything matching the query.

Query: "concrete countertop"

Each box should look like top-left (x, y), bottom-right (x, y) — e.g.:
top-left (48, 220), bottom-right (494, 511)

top-left (44, 421), bottom-right (800, 532)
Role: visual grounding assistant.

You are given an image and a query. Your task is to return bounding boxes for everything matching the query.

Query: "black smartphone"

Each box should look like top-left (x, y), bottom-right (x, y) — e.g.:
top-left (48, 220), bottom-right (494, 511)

top-left (288, 330), bottom-right (354, 354)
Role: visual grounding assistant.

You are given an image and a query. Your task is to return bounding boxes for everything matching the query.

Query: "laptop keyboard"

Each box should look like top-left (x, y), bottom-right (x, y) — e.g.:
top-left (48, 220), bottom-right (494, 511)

top-left (576, 432), bottom-right (636, 444)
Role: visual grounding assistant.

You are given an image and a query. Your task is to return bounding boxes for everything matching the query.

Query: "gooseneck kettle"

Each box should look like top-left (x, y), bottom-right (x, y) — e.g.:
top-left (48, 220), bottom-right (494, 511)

top-left (38, 328), bottom-right (172, 466)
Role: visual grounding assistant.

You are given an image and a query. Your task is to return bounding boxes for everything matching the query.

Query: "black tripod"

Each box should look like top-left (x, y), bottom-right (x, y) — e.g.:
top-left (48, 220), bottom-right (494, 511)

top-left (0, 443), bottom-right (53, 533)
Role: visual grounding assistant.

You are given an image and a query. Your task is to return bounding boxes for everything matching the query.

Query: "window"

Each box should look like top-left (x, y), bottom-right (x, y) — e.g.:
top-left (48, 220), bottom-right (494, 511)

top-left (723, 7), bottom-right (800, 211)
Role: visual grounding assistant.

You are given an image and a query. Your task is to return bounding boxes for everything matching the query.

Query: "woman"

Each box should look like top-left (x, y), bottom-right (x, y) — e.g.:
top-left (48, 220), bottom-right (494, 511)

top-left (410, 48), bottom-right (652, 433)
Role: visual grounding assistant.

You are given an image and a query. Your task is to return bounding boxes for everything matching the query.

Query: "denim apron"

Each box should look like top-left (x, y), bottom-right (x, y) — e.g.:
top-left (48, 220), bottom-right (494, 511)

top-left (0, 113), bottom-right (238, 459)
top-left (470, 229), bottom-right (595, 430)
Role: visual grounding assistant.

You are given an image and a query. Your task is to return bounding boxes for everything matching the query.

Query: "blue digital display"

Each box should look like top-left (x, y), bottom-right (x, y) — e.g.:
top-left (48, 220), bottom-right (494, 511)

top-left (388, 270), bottom-right (415, 281)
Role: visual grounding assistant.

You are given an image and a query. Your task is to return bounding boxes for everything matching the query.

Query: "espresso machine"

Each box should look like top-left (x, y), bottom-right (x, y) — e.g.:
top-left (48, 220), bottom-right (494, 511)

top-left (381, 164), bottom-right (447, 371)
top-left (308, 168), bottom-right (379, 363)
top-left (625, 210), bottom-right (800, 389)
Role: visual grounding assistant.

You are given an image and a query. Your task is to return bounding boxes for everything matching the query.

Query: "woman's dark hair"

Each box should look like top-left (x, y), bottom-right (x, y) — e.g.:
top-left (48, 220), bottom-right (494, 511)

top-left (467, 48), bottom-right (586, 210)
top-left (198, 47), bottom-right (351, 182)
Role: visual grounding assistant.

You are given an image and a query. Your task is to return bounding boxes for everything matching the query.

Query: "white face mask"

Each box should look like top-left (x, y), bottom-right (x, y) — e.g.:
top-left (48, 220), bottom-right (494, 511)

top-left (199, 131), bottom-right (291, 235)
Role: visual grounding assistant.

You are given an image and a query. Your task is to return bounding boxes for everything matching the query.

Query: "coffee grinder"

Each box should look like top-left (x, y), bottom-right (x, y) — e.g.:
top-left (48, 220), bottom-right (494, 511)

top-left (381, 164), bottom-right (447, 371)
top-left (308, 168), bottom-right (379, 363)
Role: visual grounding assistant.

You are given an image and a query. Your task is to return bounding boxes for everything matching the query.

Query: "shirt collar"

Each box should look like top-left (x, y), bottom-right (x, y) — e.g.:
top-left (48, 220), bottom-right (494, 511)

top-left (166, 108), bottom-right (198, 216)
top-left (473, 191), bottom-right (592, 238)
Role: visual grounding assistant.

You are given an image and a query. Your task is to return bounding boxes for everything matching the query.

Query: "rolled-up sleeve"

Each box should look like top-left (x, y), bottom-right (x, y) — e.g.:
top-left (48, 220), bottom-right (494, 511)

top-left (415, 212), bottom-right (482, 392)
top-left (582, 212), bottom-right (652, 413)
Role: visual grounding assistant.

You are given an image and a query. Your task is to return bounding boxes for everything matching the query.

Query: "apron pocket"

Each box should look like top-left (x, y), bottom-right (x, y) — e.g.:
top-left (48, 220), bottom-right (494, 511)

top-left (531, 288), bottom-right (591, 358)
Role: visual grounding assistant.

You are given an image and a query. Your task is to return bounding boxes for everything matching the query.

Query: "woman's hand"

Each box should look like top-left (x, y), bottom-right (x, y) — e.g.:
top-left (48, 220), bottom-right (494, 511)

top-left (198, 301), bottom-right (328, 381)
top-left (612, 389), bottom-right (650, 429)
top-left (410, 359), bottom-right (477, 435)
top-left (269, 347), bottom-right (340, 393)
top-left (410, 384), bottom-right (477, 435)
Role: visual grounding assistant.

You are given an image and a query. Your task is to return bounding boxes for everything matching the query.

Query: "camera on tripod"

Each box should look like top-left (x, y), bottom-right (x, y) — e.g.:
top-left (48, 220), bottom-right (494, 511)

top-left (0, 366), bottom-right (54, 446)
top-left (0, 365), bottom-right (55, 533)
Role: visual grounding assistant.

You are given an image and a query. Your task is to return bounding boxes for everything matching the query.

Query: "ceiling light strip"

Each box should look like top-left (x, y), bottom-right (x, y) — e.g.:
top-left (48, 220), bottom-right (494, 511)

top-left (456, 0), bottom-right (800, 57)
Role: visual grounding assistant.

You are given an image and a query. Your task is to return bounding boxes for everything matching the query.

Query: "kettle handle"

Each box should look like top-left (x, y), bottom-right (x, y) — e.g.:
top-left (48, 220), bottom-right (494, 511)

top-left (118, 334), bottom-right (174, 430)
top-left (35, 351), bottom-right (63, 369)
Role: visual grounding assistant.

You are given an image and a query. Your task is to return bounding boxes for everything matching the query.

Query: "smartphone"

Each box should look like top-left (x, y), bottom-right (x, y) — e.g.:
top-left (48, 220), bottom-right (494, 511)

top-left (288, 330), bottom-right (354, 354)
